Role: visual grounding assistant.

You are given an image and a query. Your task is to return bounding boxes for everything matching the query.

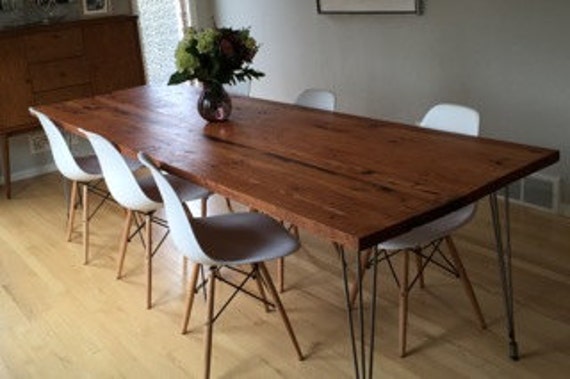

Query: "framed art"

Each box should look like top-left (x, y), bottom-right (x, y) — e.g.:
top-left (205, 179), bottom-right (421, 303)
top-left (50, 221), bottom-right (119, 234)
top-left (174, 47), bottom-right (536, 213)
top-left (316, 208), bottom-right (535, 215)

top-left (317, 0), bottom-right (420, 14)
top-left (82, 0), bottom-right (109, 15)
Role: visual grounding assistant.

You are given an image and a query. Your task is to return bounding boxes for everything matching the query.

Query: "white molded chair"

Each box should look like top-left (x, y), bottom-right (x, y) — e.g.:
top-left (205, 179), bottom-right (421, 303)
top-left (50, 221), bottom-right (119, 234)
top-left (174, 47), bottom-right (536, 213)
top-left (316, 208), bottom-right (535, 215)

top-left (351, 103), bottom-right (486, 357)
top-left (30, 108), bottom-right (108, 264)
top-left (138, 151), bottom-right (304, 379)
top-left (80, 129), bottom-right (211, 309)
top-left (277, 88), bottom-right (337, 292)
top-left (295, 88), bottom-right (336, 111)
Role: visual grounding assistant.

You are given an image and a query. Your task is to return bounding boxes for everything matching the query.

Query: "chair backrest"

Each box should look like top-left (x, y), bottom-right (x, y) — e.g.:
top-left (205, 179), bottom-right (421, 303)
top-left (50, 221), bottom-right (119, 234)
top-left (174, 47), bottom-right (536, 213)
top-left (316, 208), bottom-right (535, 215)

top-left (29, 108), bottom-right (101, 182)
top-left (420, 103), bottom-right (480, 137)
top-left (295, 89), bottom-right (336, 111)
top-left (138, 152), bottom-right (214, 265)
top-left (80, 129), bottom-right (160, 213)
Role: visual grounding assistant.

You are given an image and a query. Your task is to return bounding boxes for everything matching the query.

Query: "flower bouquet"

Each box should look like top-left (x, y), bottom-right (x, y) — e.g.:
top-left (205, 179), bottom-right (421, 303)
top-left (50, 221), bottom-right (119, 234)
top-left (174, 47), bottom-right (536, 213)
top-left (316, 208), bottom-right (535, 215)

top-left (169, 26), bottom-right (264, 121)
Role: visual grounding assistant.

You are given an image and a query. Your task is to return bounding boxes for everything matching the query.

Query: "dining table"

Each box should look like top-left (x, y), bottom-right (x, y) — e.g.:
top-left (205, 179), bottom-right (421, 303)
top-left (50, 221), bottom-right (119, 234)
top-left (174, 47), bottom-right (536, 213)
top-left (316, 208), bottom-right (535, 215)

top-left (35, 84), bottom-right (559, 379)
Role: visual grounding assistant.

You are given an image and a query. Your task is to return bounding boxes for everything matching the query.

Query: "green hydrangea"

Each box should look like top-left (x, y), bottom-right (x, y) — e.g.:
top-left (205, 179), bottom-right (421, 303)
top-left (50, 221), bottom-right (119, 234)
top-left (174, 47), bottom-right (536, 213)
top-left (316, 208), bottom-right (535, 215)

top-left (196, 28), bottom-right (220, 55)
top-left (175, 41), bottom-right (198, 73)
top-left (181, 27), bottom-right (196, 44)
top-left (168, 26), bottom-right (264, 86)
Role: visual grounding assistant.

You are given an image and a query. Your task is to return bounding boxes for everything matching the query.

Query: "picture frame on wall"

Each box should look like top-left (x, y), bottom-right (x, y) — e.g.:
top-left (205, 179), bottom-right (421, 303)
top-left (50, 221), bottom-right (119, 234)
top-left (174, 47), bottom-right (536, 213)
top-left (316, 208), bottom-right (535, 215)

top-left (82, 0), bottom-right (109, 15)
top-left (317, 0), bottom-right (420, 14)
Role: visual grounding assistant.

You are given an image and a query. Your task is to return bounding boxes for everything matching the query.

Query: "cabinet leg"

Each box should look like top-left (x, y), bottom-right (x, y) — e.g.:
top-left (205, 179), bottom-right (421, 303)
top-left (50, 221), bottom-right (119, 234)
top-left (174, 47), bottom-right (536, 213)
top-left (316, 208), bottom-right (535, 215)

top-left (0, 134), bottom-right (10, 199)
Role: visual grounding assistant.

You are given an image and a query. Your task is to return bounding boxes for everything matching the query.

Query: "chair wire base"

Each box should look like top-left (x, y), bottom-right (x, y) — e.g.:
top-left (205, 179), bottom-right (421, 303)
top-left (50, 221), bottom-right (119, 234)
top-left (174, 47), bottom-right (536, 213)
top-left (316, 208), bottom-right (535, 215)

top-left (68, 179), bottom-right (111, 222)
top-left (364, 239), bottom-right (462, 293)
top-left (201, 266), bottom-right (276, 324)
top-left (128, 212), bottom-right (170, 258)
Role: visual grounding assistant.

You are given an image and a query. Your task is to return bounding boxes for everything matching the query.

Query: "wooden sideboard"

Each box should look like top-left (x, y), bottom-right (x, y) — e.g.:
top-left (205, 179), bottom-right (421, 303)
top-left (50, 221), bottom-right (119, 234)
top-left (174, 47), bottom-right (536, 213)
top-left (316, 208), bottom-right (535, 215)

top-left (0, 15), bottom-right (145, 198)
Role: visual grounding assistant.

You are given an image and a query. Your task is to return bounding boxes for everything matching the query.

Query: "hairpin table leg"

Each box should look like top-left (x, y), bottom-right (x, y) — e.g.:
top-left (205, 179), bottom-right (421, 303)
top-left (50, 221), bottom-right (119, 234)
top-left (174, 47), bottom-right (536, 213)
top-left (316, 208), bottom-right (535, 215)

top-left (489, 188), bottom-right (519, 361)
top-left (337, 243), bottom-right (380, 379)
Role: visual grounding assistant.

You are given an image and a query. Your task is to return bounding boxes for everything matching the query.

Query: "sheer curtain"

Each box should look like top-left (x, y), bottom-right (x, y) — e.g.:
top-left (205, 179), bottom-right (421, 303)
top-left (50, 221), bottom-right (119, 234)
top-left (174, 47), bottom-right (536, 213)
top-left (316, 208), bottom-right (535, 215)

top-left (132, 0), bottom-right (194, 84)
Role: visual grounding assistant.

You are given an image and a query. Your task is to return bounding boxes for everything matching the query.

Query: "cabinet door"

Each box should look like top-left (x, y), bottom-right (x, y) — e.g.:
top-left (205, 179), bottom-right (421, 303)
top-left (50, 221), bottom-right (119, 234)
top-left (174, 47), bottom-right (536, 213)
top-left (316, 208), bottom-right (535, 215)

top-left (83, 18), bottom-right (145, 95)
top-left (0, 37), bottom-right (35, 132)
top-left (25, 27), bottom-right (83, 63)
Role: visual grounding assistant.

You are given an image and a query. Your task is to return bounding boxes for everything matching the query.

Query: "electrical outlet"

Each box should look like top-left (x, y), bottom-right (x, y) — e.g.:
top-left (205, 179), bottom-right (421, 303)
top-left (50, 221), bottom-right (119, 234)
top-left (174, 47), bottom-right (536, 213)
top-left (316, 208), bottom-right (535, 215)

top-left (29, 131), bottom-right (50, 154)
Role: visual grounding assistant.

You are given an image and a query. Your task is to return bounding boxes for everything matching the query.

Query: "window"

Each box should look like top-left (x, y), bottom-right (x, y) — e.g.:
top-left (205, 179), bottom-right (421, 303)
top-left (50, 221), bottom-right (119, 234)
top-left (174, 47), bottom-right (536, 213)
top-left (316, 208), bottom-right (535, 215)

top-left (133, 0), bottom-right (194, 84)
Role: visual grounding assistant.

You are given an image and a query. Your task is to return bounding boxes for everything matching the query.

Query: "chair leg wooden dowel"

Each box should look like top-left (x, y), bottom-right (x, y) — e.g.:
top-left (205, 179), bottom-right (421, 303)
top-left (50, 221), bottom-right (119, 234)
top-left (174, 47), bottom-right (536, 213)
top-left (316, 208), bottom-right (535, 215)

top-left (399, 250), bottom-right (410, 358)
top-left (116, 209), bottom-right (133, 279)
top-left (145, 214), bottom-right (153, 310)
top-left (293, 225), bottom-right (299, 240)
top-left (181, 263), bottom-right (201, 334)
top-left (82, 184), bottom-right (89, 265)
top-left (414, 250), bottom-right (425, 288)
top-left (224, 197), bottom-right (234, 213)
top-left (258, 262), bottom-right (304, 361)
top-left (276, 224), bottom-right (300, 293)
top-left (348, 248), bottom-right (373, 308)
top-left (445, 236), bottom-right (486, 329)
top-left (204, 267), bottom-right (216, 379)
top-left (66, 180), bottom-right (78, 242)
top-left (253, 264), bottom-right (271, 312)
top-left (277, 258), bottom-right (284, 293)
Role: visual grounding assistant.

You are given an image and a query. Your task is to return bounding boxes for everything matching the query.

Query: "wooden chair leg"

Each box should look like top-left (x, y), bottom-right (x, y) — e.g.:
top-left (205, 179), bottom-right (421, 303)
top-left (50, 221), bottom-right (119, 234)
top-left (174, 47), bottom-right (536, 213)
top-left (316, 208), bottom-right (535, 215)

top-left (258, 262), bottom-right (304, 361)
top-left (224, 197), bottom-right (234, 213)
top-left (277, 257), bottom-right (285, 293)
top-left (204, 266), bottom-right (216, 379)
top-left (66, 180), bottom-right (79, 242)
top-left (145, 214), bottom-right (153, 310)
top-left (277, 223), bottom-right (299, 293)
top-left (116, 209), bottom-right (133, 279)
top-left (348, 248), bottom-right (373, 308)
top-left (414, 249), bottom-right (425, 289)
top-left (445, 236), bottom-right (486, 329)
top-left (181, 262), bottom-right (201, 334)
top-left (399, 250), bottom-right (410, 358)
top-left (253, 264), bottom-right (271, 312)
top-left (82, 184), bottom-right (89, 265)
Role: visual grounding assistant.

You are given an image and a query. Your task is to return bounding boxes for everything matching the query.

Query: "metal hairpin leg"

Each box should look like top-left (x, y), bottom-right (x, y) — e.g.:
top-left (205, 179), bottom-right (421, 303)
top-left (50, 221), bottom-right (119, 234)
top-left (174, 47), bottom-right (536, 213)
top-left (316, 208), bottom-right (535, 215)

top-left (336, 243), bottom-right (380, 379)
top-left (489, 188), bottom-right (519, 361)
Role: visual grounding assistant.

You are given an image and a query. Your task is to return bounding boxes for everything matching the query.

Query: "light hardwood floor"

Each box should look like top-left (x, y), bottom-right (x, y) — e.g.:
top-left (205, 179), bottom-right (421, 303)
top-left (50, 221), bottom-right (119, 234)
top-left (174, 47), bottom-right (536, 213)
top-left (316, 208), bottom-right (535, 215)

top-left (1, 173), bottom-right (569, 378)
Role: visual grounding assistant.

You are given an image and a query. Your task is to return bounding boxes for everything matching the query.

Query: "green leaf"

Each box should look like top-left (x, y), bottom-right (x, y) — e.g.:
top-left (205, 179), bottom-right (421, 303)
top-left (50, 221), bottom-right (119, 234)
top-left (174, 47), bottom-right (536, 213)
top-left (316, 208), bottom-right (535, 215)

top-left (168, 71), bottom-right (189, 85)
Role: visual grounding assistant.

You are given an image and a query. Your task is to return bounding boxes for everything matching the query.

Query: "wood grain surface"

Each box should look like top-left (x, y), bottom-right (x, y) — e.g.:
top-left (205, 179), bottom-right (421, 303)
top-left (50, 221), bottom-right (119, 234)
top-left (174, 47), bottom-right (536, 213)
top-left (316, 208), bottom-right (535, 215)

top-left (35, 85), bottom-right (559, 250)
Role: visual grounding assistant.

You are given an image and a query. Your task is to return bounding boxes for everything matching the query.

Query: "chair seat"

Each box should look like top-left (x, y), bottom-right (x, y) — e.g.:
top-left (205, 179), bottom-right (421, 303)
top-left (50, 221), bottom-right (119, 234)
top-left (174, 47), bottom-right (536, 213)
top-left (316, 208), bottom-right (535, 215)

top-left (379, 204), bottom-right (476, 251)
top-left (75, 154), bottom-right (102, 174)
top-left (75, 155), bottom-right (142, 182)
top-left (133, 174), bottom-right (210, 213)
top-left (191, 212), bottom-right (300, 265)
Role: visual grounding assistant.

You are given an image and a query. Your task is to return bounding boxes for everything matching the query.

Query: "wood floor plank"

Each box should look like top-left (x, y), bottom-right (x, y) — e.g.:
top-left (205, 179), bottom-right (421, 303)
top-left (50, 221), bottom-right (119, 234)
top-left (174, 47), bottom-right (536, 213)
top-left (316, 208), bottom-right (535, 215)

top-left (1, 173), bottom-right (569, 378)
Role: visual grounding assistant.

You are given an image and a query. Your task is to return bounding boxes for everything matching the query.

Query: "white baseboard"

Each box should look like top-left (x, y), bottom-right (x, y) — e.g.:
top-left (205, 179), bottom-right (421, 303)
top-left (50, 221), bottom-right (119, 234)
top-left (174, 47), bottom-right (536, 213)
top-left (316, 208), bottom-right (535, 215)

top-left (0, 163), bottom-right (57, 185)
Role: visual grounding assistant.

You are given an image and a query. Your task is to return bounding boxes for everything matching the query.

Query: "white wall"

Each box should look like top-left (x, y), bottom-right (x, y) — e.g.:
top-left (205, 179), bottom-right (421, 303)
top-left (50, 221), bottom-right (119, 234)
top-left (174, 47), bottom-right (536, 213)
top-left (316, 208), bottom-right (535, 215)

top-left (212, 0), bottom-right (570, 205)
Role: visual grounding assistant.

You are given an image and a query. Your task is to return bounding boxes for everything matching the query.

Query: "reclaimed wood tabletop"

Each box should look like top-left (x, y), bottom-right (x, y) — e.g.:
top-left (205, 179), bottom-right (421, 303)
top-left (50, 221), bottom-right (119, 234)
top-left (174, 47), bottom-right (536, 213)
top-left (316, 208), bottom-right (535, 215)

top-left (35, 85), bottom-right (559, 251)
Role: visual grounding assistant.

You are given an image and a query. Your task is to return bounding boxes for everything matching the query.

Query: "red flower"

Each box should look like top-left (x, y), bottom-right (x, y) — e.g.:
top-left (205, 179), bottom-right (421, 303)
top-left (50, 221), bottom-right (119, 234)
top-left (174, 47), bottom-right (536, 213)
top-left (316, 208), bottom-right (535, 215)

top-left (220, 38), bottom-right (235, 58)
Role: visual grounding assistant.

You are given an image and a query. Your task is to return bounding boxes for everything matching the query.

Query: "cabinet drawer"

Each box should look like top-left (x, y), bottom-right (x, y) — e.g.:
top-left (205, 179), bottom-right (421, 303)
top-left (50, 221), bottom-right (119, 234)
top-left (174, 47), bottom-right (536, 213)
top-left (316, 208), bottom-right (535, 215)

top-left (25, 27), bottom-right (83, 63)
top-left (34, 84), bottom-right (92, 105)
top-left (29, 57), bottom-right (90, 92)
